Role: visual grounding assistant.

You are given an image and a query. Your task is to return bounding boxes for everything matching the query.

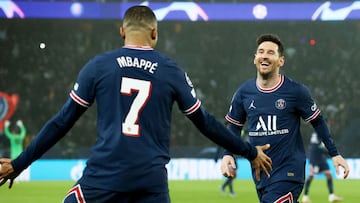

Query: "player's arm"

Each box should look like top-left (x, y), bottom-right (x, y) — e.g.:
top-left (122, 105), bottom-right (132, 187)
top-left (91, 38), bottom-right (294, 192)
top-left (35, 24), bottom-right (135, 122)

top-left (188, 106), bottom-right (256, 159)
top-left (0, 98), bottom-right (87, 186)
top-left (310, 115), bottom-right (350, 178)
top-left (12, 99), bottom-right (86, 172)
top-left (220, 122), bottom-right (270, 180)
top-left (1, 57), bottom-right (96, 188)
top-left (187, 106), bottom-right (272, 180)
top-left (220, 122), bottom-right (243, 174)
top-left (310, 115), bottom-right (338, 156)
top-left (222, 122), bottom-right (243, 155)
top-left (11, 56), bottom-right (97, 172)
top-left (1, 99), bottom-right (86, 188)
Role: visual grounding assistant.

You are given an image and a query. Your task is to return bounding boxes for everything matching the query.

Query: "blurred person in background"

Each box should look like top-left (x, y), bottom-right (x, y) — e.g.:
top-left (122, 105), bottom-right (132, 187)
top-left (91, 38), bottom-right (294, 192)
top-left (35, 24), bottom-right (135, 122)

top-left (215, 128), bottom-right (247, 197)
top-left (301, 120), bottom-right (343, 203)
top-left (4, 120), bottom-right (26, 159)
top-left (215, 146), bottom-right (236, 197)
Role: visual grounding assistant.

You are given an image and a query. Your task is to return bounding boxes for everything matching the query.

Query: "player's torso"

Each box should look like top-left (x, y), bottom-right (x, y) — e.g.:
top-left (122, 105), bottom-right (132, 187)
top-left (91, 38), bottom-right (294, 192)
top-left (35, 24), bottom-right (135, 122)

top-left (241, 78), bottom-right (300, 147)
top-left (238, 77), bottom-right (307, 185)
top-left (80, 47), bottom-right (184, 192)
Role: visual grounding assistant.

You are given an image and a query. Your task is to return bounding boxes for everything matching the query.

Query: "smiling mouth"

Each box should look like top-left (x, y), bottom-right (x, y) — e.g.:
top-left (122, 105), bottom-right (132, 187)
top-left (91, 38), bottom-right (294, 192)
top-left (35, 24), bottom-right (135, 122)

top-left (260, 61), bottom-right (270, 66)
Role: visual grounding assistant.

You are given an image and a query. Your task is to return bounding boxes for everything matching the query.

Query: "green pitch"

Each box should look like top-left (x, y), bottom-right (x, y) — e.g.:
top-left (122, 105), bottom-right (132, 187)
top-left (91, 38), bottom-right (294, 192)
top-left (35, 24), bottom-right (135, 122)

top-left (0, 179), bottom-right (358, 202)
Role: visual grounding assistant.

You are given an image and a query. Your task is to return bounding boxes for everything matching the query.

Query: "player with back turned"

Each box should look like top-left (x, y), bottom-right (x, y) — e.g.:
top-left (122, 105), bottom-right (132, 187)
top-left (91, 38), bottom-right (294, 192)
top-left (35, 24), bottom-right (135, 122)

top-left (221, 34), bottom-right (349, 203)
top-left (0, 5), bottom-right (272, 203)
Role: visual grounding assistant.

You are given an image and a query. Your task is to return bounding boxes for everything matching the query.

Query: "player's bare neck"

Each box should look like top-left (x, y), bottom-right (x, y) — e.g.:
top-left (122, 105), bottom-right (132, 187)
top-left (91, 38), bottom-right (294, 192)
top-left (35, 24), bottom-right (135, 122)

top-left (257, 74), bottom-right (281, 89)
top-left (124, 33), bottom-right (152, 47)
top-left (124, 40), bottom-right (151, 47)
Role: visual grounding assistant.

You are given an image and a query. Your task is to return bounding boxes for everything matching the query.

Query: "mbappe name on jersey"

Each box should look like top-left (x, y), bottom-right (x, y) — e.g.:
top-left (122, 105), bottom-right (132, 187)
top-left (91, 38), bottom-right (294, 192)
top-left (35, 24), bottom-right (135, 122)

top-left (117, 56), bottom-right (158, 74)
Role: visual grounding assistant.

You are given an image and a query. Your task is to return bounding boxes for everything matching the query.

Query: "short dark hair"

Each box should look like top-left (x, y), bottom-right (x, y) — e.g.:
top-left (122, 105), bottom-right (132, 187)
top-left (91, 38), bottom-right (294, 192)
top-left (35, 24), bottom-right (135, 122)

top-left (123, 5), bottom-right (157, 30)
top-left (256, 34), bottom-right (284, 56)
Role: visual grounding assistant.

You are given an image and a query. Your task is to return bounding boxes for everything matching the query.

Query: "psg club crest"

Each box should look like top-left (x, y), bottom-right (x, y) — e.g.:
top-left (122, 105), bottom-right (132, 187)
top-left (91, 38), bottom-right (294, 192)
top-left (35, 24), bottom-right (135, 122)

top-left (275, 98), bottom-right (286, 110)
top-left (0, 92), bottom-right (19, 132)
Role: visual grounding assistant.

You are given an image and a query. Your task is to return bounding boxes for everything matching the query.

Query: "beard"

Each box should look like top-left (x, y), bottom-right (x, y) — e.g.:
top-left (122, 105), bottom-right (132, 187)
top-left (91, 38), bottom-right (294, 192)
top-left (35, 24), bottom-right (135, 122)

top-left (258, 69), bottom-right (276, 80)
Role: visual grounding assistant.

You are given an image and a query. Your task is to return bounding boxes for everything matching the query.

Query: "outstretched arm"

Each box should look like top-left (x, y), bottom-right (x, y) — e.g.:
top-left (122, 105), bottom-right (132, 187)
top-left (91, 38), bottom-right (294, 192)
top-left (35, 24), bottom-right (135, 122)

top-left (187, 106), bottom-right (272, 179)
top-left (222, 122), bottom-right (272, 181)
top-left (187, 106), bottom-right (256, 159)
top-left (0, 98), bottom-right (86, 188)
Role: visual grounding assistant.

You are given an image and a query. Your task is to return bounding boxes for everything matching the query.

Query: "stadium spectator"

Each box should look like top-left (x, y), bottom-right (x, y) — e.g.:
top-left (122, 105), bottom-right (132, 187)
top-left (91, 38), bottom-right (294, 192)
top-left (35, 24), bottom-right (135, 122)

top-left (301, 122), bottom-right (343, 203)
top-left (0, 5), bottom-right (272, 203)
top-left (221, 33), bottom-right (349, 203)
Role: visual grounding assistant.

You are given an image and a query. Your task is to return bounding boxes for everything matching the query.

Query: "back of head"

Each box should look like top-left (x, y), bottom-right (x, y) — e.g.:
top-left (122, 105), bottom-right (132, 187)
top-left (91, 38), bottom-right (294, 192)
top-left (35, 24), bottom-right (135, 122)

top-left (123, 5), bottom-right (157, 34)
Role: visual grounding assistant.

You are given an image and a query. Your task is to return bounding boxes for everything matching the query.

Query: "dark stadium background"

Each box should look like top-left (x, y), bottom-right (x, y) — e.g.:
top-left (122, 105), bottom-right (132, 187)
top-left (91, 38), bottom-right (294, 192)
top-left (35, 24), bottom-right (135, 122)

top-left (0, 14), bottom-right (359, 159)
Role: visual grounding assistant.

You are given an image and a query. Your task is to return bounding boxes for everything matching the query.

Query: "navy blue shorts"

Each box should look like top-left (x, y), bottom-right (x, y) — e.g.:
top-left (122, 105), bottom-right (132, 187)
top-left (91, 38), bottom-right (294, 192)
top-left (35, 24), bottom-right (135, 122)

top-left (62, 184), bottom-right (170, 203)
top-left (257, 181), bottom-right (303, 203)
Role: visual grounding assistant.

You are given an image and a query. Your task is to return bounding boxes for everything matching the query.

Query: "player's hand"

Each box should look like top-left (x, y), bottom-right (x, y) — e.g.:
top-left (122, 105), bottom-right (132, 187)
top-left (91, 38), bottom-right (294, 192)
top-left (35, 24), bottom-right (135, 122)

top-left (251, 144), bottom-right (272, 181)
top-left (0, 158), bottom-right (18, 189)
top-left (4, 120), bottom-right (10, 127)
top-left (332, 155), bottom-right (350, 179)
top-left (221, 155), bottom-right (237, 178)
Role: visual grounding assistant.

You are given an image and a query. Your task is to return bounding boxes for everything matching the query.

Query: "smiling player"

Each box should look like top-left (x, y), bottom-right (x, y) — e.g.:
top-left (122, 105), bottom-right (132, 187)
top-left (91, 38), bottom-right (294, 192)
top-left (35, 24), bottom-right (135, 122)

top-left (221, 33), bottom-right (349, 203)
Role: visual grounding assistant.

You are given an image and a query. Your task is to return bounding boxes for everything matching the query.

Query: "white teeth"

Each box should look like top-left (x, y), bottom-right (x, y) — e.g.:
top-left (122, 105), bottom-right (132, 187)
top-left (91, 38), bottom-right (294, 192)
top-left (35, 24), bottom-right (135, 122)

top-left (261, 61), bottom-right (269, 66)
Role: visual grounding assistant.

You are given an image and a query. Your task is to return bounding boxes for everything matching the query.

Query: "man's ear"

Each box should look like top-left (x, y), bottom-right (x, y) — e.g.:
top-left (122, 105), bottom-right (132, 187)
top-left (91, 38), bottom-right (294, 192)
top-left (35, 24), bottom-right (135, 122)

top-left (151, 28), bottom-right (157, 40)
top-left (279, 56), bottom-right (285, 67)
top-left (120, 26), bottom-right (125, 39)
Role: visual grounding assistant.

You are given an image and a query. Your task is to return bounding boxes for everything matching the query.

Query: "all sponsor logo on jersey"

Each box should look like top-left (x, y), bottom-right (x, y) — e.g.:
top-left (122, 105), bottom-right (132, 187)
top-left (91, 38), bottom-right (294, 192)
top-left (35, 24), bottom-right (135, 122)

top-left (249, 115), bottom-right (289, 136)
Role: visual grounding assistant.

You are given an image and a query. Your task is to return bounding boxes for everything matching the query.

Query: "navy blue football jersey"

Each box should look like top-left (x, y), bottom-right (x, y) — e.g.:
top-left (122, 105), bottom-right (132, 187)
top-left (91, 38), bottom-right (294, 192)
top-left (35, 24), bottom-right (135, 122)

top-left (226, 75), bottom-right (321, 188)
top-left (70, 45), bottom-right (200, 192)
top-left (12, 45), bottom-right (258, 193)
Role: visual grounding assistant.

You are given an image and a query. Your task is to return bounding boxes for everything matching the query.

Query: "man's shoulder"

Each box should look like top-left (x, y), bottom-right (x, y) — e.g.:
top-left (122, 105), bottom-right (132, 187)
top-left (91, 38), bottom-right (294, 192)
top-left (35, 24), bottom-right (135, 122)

top-left (237, 78), bottom-right (256, 91)
top-left (283, 75), bottom-right (308, 89)
top-left (279, 76), bottom-right (312, 97)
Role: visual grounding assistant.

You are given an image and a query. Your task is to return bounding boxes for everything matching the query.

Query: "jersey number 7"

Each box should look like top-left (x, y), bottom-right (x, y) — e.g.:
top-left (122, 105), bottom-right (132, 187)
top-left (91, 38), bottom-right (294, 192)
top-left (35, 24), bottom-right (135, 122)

top-left (120, 77), bottom-right (151, 137)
